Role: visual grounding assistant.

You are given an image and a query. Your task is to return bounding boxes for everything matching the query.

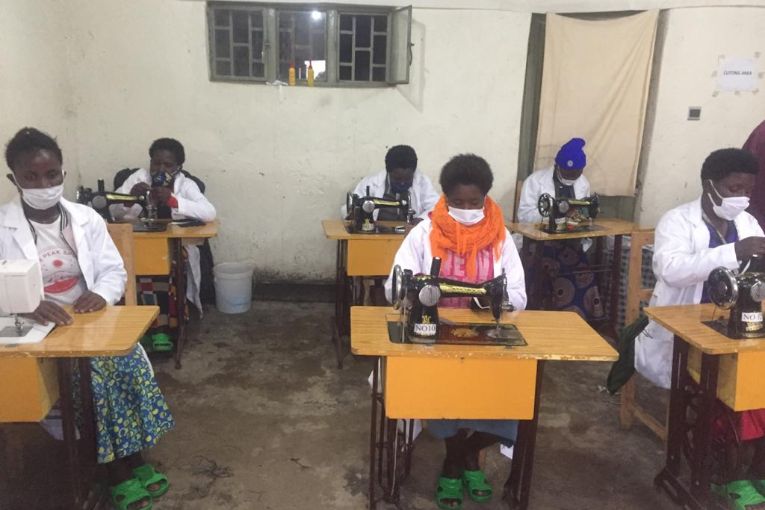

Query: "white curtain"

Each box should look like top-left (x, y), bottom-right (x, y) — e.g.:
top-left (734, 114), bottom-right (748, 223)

top-left (534, 11), bottom-right (658, 196)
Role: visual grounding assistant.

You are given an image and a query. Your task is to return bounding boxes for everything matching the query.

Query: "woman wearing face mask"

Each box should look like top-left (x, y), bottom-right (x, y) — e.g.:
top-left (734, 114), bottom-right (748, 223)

top-left (385, 154), bottom-right (526, 510)
top-left (633, 148), bottom-right (765, 509)
top-left (1, 128), bottom-right (174, 510)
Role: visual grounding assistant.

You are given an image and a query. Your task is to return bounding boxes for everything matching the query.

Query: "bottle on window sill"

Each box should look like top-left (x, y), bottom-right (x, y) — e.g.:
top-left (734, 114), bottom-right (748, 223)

top-left (288, 61), bottom-right (296, 86)
top-left (307, 61), bottom-right (314, 87)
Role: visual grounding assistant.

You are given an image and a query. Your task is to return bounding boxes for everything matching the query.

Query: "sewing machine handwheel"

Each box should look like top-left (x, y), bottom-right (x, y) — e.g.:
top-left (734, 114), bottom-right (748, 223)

top-left (708, 267), bottom-right (737, 309)
top-left (346, 192), bottom-right (355, 215)
top-left (537, 193), bottom-right (553, 218)
top-left (391, 265), bottom-right (405, 309)
top-left (589, 194), bottom-right (600, 219)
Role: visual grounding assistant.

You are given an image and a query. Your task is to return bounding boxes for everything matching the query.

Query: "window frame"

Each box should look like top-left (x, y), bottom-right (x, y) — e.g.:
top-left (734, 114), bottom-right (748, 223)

top-left (206, 2), bottom-right (411, 87)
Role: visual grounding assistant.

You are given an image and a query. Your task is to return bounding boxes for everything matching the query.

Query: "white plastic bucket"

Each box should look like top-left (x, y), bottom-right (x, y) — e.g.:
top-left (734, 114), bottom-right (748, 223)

top-left (214, 262), bottom-right (254, 314)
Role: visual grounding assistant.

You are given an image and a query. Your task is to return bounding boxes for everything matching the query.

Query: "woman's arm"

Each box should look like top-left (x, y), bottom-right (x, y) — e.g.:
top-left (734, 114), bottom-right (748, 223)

top-left (88, 214), bottom-right (128, 305)
top-left (500, 229), bottom-right (527, 311)
top-left (384, 224), bottom-right (427, 303)
top-left (174, 180), bottom-right (216, 222)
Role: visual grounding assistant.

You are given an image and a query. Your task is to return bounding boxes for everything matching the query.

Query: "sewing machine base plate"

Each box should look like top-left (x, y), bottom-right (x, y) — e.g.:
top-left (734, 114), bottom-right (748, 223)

top-left (538, 223), bottom-right (605, 235)
top-left (344, 225), bottom-right (407, 235)
top-left (132, 222), bottom-right (168, 232)
top-left (387, 321), bottom-right (527, 347)
top-left (702, 319), bottom-right (765, 340)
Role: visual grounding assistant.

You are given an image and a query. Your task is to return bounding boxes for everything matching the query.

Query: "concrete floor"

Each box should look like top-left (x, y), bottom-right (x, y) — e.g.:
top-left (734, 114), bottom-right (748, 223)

top-left (1, 301), bottom-right (679, 509)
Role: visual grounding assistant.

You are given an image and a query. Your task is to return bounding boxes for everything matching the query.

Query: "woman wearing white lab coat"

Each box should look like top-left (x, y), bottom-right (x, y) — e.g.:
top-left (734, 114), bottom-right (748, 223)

top-left (2, 128), bottom-right (173, 510)
top-left (384, 154), bottom-right (526, 510)
top-left (635, 148), bottom-right (765, 508)
top-left (635, 163), bottom-right (765, 389)
top-left (341, 145), bottom-right (440, 220)
top-left (113, 138), bottom-right (216, 315)
top-left (516, 165), bottom-right (591, 224)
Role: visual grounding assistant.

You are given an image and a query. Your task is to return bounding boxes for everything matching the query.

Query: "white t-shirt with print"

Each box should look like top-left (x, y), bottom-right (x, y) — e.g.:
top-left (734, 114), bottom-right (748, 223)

top-left (30, 218), bottom-right (86, 306)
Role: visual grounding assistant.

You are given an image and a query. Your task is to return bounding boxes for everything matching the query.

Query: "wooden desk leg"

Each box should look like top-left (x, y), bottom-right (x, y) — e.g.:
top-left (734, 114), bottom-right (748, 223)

top-left (368, 358), bottom-right (381, 510)
top-left (58, 358), bottom-right (83, 508)
top-left (504, 360), bottom-right (545, 510)
top-left (173, 239), bottom-right (186, 369)
top-left (77, 358), bottom-right (107, 509)
top-left (608, 235), bottom-right (623, 334)
top-left (688, 352), bottom-right (720, 505)
top-left (655, 335), bottom-right (705, 509)
top-left (332, 240), bottom-right (351, 369)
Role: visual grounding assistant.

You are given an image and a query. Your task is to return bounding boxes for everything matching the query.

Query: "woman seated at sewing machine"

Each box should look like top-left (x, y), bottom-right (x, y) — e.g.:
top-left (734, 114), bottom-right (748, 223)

top-left (1, 127), bottom-right (174, 510)
top-left (634, 148), bottom-right (765, 509)
top-left (516, 137), bottom-right (604, 321)
top-left (115, 138), bottom-right (217, 346)
top-left (385, 154), bottom-right (526, 510)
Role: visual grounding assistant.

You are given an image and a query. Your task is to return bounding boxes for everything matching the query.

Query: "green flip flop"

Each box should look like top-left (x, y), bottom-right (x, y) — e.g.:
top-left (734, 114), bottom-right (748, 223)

top-left (753, 479), bottom-right (765, 497)
top-left (110, 478), bottom-right (152, 510)
top-left (436, 476), bottom-right (464, 510)
top-left (714, 480), bottom-right (765, 510)
top-left (150, 333), bottom-right (174, 353)
top-left (133, 464), bottom-right (170, 499)
top-left (462, 469), bottom-right (493, 503)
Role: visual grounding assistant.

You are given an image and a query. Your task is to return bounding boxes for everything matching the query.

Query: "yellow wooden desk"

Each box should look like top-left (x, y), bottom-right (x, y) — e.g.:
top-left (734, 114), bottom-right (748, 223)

top-left (0, 305), bottom-right (158, 509)
top-left (132, 220), bottom-right (218, 368)
top-left (352, 306), bottom-right (616, 509)
top-left (323, 219), bottom-right (408, 368)
top-left (646, 304), bottom-right (765, 509)
top-left (508, 218), bottom-right (641, 333)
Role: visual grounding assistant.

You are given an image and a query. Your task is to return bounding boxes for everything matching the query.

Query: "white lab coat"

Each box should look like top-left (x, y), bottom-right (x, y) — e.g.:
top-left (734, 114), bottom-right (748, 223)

top-left (0, 197), bottom-right (127, 305)
top-left (113, 168), bottom-right (216, 313)
top-left (384, 218), bottom-right (528, 311)
top-left (634, 198), bottom-right (764, 389)
top-left (341, 170), bottom-right (440, 220)
top-left (516, 166), bottom-right (591, 224)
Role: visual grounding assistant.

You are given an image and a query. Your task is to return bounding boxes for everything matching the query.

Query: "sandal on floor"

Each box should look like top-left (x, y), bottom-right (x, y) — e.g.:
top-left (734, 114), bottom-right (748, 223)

top-left (151, 333), bottom-right (174, 353)
top-left (110, 478), bottom-right (152, 510)
top-left (436, 476), bottom-right (463, 510)
top-left (714, 480), bottom-right (765, 510)
top-left (753, 480), bottom-right (765, 497)
top-left (133, 464), bottom-right (170, 499)
top-left (462, 469), bottom-right (493, 503)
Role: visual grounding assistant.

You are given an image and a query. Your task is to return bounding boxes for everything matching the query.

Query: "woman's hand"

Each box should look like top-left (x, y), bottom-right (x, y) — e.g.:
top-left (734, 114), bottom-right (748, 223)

top-left (22, 301), bottom-right (73, 326)
top-left (130, 182), bottom-right (151, 196)
top-left (149, 187), bottom-right (172, 206)
top-left (74, 291), bottom-right (107, 313)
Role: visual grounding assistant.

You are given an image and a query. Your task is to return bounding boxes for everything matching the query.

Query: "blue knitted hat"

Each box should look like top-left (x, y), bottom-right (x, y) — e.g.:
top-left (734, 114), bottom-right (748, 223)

top-left (555, 138), bottom-right (587, 171)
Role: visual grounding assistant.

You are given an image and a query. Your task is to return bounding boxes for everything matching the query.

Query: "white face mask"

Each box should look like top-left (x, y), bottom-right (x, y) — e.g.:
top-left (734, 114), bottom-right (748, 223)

top-left (707, 180), bottom-right (749, 221)
top-left (448, 206), bottom-right (485, 226)
top-left (556, 168), bottom-right (578, 187)
top-left (12, 175), bottom-right (65, 210)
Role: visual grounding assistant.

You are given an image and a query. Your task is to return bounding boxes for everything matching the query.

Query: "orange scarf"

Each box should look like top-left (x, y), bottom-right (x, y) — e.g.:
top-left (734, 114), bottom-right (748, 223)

top-left (429, 195), bottom-right (506, 279)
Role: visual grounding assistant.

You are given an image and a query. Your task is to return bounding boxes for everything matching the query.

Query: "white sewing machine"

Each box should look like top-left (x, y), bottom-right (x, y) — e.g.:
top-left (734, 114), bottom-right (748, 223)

top-left (0, 259), bottom-right (54, 344)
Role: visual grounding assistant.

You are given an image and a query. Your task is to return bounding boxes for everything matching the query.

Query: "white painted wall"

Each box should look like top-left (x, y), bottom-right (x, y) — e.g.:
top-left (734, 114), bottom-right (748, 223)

top-left (0, 0), bottom-right (77, 202)
top-left (636, 6), bottom-right (765, 226)
top-left (65, 0), bottom-right (531, 280)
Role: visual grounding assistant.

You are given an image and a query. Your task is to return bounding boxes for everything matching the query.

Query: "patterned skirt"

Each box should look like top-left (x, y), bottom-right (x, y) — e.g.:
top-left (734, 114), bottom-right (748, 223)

top-left (76, 346), bottom-right (175, 464)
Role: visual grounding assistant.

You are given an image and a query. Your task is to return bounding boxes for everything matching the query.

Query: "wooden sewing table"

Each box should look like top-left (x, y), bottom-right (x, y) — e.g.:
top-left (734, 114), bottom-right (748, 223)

top-left (133, 220), bottom-right (218, 368)
top-left (351, 306), bottom-right (617, 509)
top-left (646, 304), bottom-right (765, 510)
top-left (323, 219), bottom-right (409, 368)
top-left (508, 218), bottom-right (639, 331)
top-left (0, 305), bottom-right (159, 509)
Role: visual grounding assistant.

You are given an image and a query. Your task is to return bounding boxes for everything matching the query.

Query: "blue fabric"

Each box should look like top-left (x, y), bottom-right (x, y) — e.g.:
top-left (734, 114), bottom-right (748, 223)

top-left (426, 419), bottom-right (518, 446)
top-left (74, 346), bottom-right (175, 464)
top-left (555, 138), bottom-right (587, 171)
top-left (701, 221), bottom-right (738, 304)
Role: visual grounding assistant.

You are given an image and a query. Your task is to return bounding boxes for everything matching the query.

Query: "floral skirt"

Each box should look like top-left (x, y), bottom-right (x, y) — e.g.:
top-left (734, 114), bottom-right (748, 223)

top-left (75, 346), bottom-right (174, 463)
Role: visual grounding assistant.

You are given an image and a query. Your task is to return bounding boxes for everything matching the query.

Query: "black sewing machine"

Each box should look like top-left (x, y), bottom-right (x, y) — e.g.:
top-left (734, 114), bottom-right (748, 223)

top-left (389, 257), bottom-right (525, 346)
top-left (706, 257), bottom-right (765, 339)
top-left (76, 179), bottom-right (166, 232)
top-left (537, 192), bottom-right (599, 233)
top-left (346, 186), bottom-right (413, 234)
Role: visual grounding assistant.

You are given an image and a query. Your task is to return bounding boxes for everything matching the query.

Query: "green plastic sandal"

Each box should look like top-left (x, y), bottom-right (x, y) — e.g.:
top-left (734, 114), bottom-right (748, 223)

top-left (133, 464), bottom-right (170, 499)
top-left (716, 480), bottom-right (765, 510)
top-left (436, 476), bottom-right (463, 510)
top-left (151, 333), bottom-right (174, 353)
top-left (753, 479), bottom-right (765, 497)
top-left (110, 478), bottom-right (152, 510)
top-left (462, 469), bottom-right (493, 503)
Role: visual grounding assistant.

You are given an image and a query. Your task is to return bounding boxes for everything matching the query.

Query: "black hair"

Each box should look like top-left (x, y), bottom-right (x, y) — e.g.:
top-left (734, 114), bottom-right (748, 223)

top-left (5, 127), bottom-right (63, 171)
top-left (149, 137), bottom-right (185, 166)
top-left (701, 148), bottom-right (759, 182)
top-left (385, 145), bottom-right (417, 172)
top-left (439, 154), bottom-right (494, 195)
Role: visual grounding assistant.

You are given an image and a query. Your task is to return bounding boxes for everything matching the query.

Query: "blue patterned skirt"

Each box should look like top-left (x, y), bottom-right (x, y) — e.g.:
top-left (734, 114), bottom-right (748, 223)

top-left (75, 345), bottom-right (174, 464)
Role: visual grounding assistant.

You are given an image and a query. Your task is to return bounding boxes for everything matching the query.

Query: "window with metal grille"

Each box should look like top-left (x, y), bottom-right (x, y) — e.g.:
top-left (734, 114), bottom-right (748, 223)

top-left (207, 2), bottom-right (412, 86)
